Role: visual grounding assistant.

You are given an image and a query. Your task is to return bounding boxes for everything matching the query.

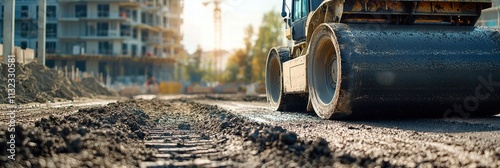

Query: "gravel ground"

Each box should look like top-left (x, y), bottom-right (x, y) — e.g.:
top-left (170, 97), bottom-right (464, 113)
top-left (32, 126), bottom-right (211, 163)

top-left (0, 98), bottom-right (363, 167)
top-left (2, 96), bottom-right (500, 167)
top-left (198, 99), bottom-right (500, 167)
top-left (1, 100), bottom-right (156, 168)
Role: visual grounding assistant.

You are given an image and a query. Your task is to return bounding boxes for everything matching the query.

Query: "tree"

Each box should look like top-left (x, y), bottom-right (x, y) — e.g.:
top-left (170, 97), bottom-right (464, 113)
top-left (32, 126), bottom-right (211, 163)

top-left (243, 25), bottom-right (254, 83)
top-left (201, 51), bottom-right (216, 83)
top-left (222, 11), bottom-right (283, 84)
top-left (185, 46), bottom-right (204, 83)
top-left (244, 25), bottom-right (254, 53)
top-left (223, 49), bottom-right (247, 83)
top-left (223, 25), bottom-right (254, 83)
top-left (250, 11), bottom-right (284, 84)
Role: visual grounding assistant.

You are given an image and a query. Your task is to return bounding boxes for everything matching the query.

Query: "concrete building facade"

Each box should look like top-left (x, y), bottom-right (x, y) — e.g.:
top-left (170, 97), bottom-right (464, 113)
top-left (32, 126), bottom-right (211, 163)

top-left (0, 0), bottom-right (184, 86)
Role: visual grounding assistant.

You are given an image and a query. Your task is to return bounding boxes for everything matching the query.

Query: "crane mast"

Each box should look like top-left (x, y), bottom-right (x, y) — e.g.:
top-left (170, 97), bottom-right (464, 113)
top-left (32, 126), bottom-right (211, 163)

top-left (203, 0), bottom-right (223, 82)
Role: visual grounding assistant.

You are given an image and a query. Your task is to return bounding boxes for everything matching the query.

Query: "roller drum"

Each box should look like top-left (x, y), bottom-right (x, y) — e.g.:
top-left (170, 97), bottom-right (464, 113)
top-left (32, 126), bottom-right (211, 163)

top-left (328, 24), bottom-right (500, 117)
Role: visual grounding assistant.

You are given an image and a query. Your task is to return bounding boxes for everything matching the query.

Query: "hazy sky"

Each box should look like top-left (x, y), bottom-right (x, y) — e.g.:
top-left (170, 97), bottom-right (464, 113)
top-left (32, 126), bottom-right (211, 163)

top-left (181, 0), bottom-right (284, 54)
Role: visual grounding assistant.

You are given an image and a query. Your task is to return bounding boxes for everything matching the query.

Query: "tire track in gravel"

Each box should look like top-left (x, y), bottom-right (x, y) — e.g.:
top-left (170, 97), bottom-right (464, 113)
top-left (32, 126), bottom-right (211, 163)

top-left (139, 110), bottom-right (233, 167)
top-left (139, 99), bottom-right (370, 167)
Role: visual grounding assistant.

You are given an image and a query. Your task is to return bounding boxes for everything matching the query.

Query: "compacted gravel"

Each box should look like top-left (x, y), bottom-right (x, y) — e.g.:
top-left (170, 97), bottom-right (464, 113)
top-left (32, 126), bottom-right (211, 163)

top-left (198, 98), bottom-right (500, 168)
top-left (2, 96), bottom-right (500, 167)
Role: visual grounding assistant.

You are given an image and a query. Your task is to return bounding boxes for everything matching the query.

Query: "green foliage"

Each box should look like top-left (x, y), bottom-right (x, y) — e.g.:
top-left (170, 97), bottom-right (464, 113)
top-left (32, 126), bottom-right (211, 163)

top-left (200, 52), bottom-right (217, 83)
top-left (185, 46), bottom-right (205, 83)
top-left (223, 25), bottom-right (254, 83)
top-left (222, 10), bottom-right (283, 84)
top-left (223, 49), bottom-right (247, 83)
top-left (250, 11), bottom-right (284, 84)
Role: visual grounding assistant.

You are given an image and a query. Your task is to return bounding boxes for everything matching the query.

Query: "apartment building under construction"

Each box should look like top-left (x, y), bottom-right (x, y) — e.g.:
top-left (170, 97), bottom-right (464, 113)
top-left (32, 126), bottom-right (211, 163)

top-left (0, 0), bottom-right (184, 85)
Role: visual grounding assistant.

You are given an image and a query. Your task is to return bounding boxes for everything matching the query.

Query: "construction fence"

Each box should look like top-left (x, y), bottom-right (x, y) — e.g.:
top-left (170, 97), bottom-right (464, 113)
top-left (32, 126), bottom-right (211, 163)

top-left (0, 44), bottom-right (36, 64)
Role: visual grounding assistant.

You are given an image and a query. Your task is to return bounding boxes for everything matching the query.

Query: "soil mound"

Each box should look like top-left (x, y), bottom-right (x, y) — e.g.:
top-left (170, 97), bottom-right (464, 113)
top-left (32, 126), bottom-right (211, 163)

top-left (0, 63), bottom-right (117, 104)
top-left (79, 77), bottom-right (116, 96)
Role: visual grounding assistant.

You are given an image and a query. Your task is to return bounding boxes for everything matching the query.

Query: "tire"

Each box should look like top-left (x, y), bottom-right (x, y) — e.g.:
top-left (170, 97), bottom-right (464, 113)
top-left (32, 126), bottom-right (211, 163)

top-left (266, 47), bottom-right (307, 111)
top-left (307, 25), bottom-right (348, 119)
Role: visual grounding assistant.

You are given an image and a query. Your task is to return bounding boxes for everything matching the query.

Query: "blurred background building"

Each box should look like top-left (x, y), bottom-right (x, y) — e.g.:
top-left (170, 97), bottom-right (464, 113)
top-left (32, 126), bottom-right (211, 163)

top-left (0, 0), bottom-right (185, 87)
top-left (476, 0), bottom-right (500, 28)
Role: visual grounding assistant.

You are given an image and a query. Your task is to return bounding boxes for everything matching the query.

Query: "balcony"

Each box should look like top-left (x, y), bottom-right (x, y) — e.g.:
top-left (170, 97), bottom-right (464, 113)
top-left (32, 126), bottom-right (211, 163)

top-left (136, 23), bottom-right (162, 32)
top-left (146, 37), bottom-right (162, 45)
top-left (59, 11), bottom-right (127, 22)
top-left (162, 42), bottom-right (183, 49)
top-left (59, 31), bottom-right (125, 41)
top-left (97, 49), bottom-right (114, 56)
top-left (160, 26), bottom-right (177, 34)
top-left (165, 13), bottom-right (183, 19)
top-left (118, 0), bottom-right (141, 8)
top-left (141, 0), bottom-right (161, 13)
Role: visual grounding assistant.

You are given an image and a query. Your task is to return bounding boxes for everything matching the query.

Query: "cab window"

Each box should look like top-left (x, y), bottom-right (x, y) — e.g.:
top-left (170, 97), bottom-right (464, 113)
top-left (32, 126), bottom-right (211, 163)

top-left (293, 0), bottom-right (309, 21)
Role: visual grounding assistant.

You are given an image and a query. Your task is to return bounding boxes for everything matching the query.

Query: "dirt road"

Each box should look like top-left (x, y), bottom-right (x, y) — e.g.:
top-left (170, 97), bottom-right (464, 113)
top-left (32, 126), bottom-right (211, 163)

top-left (1, 95), bottom-right (499, 167)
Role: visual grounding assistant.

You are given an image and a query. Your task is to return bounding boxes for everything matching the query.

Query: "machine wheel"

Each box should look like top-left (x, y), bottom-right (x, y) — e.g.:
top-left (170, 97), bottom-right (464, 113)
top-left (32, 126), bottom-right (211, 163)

top-left (307, 25), bottom-right (347, 119)
top-left (266, 48), bottom-right (307, 111)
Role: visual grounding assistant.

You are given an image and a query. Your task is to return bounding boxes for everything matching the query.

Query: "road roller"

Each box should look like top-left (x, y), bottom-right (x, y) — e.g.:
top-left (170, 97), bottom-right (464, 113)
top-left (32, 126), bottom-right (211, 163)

top-left (265, 0), bottom-right (500, 119)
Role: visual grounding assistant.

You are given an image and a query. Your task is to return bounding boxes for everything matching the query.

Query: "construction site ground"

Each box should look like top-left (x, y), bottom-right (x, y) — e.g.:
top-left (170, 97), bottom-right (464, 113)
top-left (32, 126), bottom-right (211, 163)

top-left (1, 94), bottom-right (499, 167)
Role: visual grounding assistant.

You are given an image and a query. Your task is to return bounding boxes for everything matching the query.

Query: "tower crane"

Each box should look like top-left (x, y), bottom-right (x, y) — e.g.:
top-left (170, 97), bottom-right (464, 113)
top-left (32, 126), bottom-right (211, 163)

top-left (202, 0), bottom-right (223, 82)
